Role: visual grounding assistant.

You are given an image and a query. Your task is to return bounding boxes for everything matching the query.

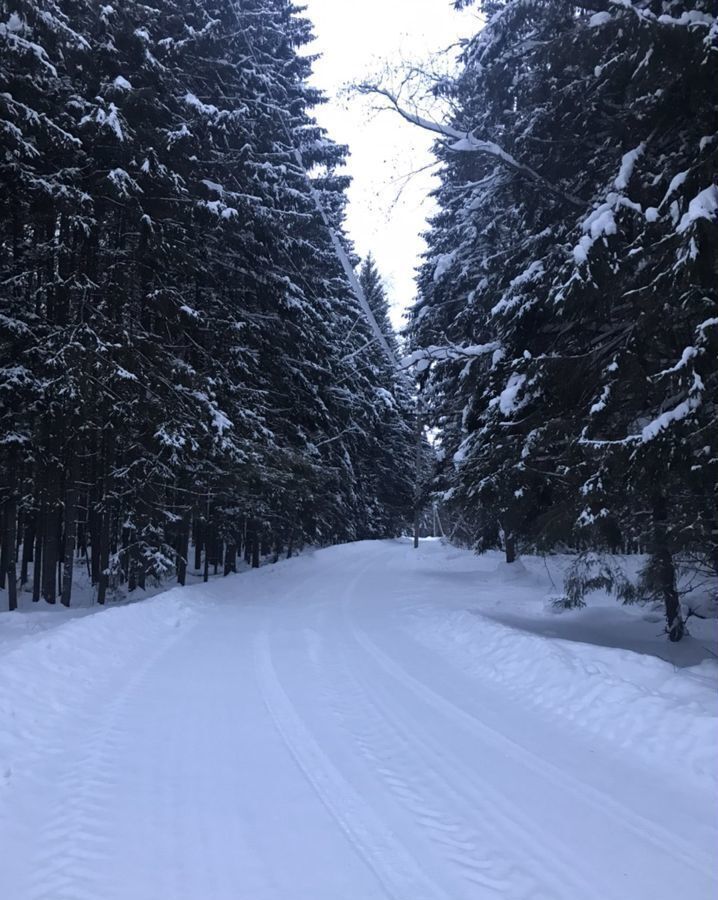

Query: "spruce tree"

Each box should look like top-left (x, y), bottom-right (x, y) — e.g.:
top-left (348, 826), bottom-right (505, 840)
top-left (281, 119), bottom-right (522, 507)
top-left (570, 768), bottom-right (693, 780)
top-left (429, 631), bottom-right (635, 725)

top-left (410, 0), bottom-right (717, 637)
top-left (1, 0), bottom-right (417, 607)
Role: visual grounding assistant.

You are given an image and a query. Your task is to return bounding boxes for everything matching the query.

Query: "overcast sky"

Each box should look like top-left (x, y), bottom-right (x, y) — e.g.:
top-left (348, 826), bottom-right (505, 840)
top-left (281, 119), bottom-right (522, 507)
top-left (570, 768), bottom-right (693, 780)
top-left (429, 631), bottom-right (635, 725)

top-left (303, 1), bottom-right (480, 330)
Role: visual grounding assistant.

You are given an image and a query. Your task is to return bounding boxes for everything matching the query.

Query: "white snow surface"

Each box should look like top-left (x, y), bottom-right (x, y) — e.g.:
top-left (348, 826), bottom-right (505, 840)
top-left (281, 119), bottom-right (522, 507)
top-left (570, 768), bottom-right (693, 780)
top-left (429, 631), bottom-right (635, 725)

top-left (573, 197), bottom-right (618, 264)
top-left (497, 371), bottom-right (526, 415)
top-left (1, 540), bottom-right (716, 900)
top-left (432, 251), bottom-right (456, 282)
top-left (677, 183), bottom-right (718, 233)
top-left (614, 143), bottom-right (644, 191)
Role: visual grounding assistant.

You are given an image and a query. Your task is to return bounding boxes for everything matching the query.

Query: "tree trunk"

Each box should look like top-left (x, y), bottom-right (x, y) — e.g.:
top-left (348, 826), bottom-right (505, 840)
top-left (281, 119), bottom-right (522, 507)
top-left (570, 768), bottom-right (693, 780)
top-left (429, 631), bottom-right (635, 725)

top-left (20, 514), bottom-right (34, 586)
top-left (224, 541), bottom-right (237, 576)
top-left (4, 492), bottom-right (17, 611)
top-left (77, 517), bottom-right (86, 563)
top-left (60, 452), bottom-right (80, 607)
top-left (203, 524), bottom-right (210, 583)
top-left (97, 505), bottom-right (111, 605)
top-left (128, 539), bottom-right (138, 593)
top-left (505, 533), bottom-right (517, 564)
top-left (32, 498), bottom-right (43, 603)
top-left (127, 514), bottom-right (142, 593)
top-left (214, 548), bottom-right (220, 576)
top-left (244, 518), bottom-right (253, 565)
top-left (40, 464), bottom-right (61, 605)
top-left (0, 504), bottom-right (8, 591)
top-left (251, 530), bottom-right (260, 569)
top-left (176, 512), bottom-right (189, 586)
top-left (89, 504), bottom-right (101, 584)
top-left (413, 409), bottom-right (423, 549)
top-left (193, 518), bottom-right (203, 572)
top-left (651, 495), bottom-right (684, 642)
top-left (41, 501), bottom-right (59, 604)
top-left (260, 532), bottom-right (271, 557)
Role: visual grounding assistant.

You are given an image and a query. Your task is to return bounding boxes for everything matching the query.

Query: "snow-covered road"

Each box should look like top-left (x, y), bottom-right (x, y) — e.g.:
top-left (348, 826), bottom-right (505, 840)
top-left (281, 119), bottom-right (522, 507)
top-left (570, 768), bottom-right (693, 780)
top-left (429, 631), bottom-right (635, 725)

top-left (2, 540), bottom-right (716, 900)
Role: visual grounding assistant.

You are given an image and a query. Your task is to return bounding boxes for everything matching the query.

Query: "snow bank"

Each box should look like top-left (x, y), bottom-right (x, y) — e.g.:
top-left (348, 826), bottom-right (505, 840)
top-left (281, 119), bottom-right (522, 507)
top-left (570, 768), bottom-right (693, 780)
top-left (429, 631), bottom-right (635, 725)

top-left (409, 601), bottom-right (718, 786)
top-left (0, 589), bottom-right (199, 781)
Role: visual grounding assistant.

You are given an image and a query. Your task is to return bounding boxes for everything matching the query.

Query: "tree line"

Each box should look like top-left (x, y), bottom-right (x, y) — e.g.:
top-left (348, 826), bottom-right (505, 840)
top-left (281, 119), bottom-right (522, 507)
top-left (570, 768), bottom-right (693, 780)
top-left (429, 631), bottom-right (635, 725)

top-left (0, 0), bottom-right (416, 609)
top-left (406, 0), bottom-right (716, 640)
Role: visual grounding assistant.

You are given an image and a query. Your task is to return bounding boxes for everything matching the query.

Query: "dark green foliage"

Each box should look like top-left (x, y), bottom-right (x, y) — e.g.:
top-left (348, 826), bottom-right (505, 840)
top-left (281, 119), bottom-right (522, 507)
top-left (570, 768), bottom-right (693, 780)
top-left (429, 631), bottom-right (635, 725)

top-left (409, 0), bottom-right (717, 638)
top-left (555, 553), bottom-right (641, 611)
top-left (0, 0), bottom-right (414, 605)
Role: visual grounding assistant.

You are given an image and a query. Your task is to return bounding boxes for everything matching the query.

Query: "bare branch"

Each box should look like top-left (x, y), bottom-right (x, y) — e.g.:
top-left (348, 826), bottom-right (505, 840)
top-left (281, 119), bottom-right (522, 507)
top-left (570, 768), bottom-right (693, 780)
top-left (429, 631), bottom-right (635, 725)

top-left (356, 83), bottom-right (584, 210)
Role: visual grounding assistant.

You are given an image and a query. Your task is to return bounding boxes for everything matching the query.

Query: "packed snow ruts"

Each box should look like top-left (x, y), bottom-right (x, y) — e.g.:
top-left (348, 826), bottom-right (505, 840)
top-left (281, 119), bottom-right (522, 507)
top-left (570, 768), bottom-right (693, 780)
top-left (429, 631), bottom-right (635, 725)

top-left (1, 540), bottom-right (716, 900)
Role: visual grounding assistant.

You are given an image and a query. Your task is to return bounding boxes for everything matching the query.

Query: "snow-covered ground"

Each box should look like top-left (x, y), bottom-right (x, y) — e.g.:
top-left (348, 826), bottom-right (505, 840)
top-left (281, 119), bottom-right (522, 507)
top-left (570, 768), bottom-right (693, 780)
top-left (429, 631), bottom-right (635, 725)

top-left (0, 550), bottom-right (264, 653)
top-left (1, 539), bottom-right (716, 899)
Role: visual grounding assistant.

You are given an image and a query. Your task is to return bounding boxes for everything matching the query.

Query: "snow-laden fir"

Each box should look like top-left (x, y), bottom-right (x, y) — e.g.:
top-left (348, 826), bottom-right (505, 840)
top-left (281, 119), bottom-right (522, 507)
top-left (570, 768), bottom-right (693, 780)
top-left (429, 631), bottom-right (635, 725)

top-left (0, 0), bottom-right (716, 897)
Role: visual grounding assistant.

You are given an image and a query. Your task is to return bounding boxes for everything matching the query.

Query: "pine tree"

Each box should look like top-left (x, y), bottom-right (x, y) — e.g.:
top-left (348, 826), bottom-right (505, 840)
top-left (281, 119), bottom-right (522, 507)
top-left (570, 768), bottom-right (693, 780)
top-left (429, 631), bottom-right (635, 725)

top-left (1, 0), bottom-right (417, 608)
top-left (409, 0), bottom-right (717, 637)
top-left (357, 255), bottom-right (415, 536)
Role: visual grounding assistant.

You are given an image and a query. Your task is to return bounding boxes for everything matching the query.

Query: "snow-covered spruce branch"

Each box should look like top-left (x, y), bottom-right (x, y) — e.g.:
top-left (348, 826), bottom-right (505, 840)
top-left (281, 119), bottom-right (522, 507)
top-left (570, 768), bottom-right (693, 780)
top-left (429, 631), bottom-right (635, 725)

top-left (607, 0), bottom-right (717, 32)
top-left (401, 342), bottom-right (500, 371)
top-left (356, 84), bottom-right (584, 210)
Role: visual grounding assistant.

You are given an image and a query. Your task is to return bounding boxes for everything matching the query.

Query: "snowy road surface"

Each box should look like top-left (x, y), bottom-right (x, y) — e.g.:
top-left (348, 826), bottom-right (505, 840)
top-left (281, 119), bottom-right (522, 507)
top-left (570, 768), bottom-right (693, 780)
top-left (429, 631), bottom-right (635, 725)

top-left (1, 540), bottom-right (716, 900)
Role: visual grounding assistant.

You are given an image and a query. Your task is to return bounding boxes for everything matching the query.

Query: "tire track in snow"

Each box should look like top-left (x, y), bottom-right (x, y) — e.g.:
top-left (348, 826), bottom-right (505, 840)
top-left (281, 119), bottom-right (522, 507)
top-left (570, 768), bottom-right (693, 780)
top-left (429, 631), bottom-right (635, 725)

top-left (304, 631), bottom-right (541, 900)
top-left (340, 644), bottom-right (599, 900)
top-left (267, 554), bottom-right (600, 900)
top-left (253, 629), bottom-right (453, 900)
top-left (348, 607), bottom-right (717, 886)
top-left (146, 613), bottom-right (277, 900)
top-left (318, 567), bottom-right (608, 900)
top-left (25, 615), bottom-right (199, 900)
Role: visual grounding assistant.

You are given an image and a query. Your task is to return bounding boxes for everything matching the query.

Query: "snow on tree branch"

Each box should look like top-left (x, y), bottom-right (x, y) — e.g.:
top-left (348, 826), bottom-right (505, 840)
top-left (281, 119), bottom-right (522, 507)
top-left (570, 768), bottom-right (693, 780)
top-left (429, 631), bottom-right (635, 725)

top-left (401, 342), bottom-right (500, 372)
top-left (608, 0), bottom-right (717, 33)
top-left (355, 83), bottom-right (584, 209)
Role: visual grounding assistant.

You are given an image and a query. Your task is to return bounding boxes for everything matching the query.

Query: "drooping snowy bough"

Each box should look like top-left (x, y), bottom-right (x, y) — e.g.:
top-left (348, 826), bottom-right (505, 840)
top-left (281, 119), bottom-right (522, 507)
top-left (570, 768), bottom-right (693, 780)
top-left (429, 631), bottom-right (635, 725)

top-left (389, 0), bottom-right (718, 640)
